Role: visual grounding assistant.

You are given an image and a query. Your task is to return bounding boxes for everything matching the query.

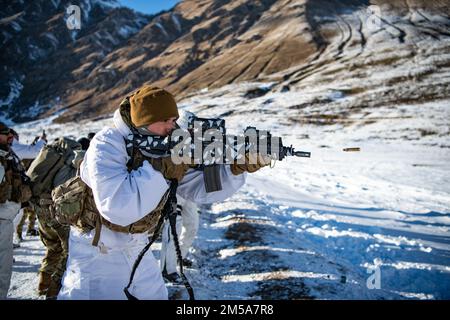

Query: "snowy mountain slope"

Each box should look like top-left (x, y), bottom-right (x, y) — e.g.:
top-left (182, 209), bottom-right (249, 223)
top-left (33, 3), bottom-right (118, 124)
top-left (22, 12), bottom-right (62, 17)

top-left (3, 0), bottom-right (449, 127)
top-left (8, 78), bottom-right (450, 299)
top-left (0, 0), bottom-right (149, 122)
top-left (174, 83), bottom-right (450, 300)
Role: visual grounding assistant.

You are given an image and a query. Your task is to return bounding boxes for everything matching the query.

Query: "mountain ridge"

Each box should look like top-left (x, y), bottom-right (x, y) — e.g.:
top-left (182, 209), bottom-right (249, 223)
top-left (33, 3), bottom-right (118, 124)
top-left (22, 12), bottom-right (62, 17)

top-left (1, 0), bottom-right (449, 123)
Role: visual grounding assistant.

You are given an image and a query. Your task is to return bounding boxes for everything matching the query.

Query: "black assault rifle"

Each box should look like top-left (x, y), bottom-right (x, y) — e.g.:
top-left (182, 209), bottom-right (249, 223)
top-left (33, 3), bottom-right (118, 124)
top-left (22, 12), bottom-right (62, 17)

top-left (129, 115), bottom-right (311, 193)
top-left (178, 116), bottom-right (310, 192)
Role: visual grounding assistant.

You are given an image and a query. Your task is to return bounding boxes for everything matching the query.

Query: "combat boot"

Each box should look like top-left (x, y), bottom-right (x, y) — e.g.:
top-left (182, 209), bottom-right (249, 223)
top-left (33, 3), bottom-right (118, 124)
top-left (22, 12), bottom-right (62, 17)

top-left (46, 278), bottom-right (62, 300)
top-left (26, 229), bottom-right (39, 236)
top-left (182, 258), bottom-right (193, 268)
top-left (38, 272), bottom-right (52, 296)
top-left (162, 271), bottom-right (183, 285)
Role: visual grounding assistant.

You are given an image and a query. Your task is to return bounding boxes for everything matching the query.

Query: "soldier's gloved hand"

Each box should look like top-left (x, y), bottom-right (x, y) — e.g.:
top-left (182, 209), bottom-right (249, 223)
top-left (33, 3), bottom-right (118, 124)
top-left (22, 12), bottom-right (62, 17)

top-left (149, 156), bottom-right (190, 181)
top-left (230, 153), bottom-right (272, 175)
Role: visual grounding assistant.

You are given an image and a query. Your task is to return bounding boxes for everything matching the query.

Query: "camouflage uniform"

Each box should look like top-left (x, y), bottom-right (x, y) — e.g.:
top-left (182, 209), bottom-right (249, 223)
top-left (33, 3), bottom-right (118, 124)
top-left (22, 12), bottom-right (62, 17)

top-left (14, 159), bottom-right (38, 240)
top-left (31, 149), bottom-right (84, 299)
top-left (0, 147), bottom-right (32, 299)
top-left (16, 206), bottom-right (37, 238)
top-left (34, 198), bottom-right (70, 298)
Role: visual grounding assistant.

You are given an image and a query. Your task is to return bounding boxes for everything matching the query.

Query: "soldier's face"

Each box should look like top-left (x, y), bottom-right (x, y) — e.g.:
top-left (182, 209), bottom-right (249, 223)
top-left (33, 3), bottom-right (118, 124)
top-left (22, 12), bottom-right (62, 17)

top-left (0, 133), bottom-right (13, 146)
top-left (147, 117), bottom-right (178, 137)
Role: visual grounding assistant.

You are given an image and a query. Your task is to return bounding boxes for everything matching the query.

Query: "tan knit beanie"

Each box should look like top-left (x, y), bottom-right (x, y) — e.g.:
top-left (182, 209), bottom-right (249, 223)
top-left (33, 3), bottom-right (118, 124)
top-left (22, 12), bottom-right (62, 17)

top-left (129, 85), bottom-right (179, 128)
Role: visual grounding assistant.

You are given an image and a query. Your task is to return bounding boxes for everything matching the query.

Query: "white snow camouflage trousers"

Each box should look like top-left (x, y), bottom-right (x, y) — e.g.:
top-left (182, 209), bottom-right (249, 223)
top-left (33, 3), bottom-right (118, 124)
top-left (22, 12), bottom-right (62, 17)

top-left (0, 201), bottom-right (20, 299)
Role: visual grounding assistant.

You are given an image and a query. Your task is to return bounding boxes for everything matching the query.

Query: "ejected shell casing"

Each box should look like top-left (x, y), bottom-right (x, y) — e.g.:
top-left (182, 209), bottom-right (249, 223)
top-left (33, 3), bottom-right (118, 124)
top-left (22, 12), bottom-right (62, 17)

top-left (343, 147), bottom-right (361, 152)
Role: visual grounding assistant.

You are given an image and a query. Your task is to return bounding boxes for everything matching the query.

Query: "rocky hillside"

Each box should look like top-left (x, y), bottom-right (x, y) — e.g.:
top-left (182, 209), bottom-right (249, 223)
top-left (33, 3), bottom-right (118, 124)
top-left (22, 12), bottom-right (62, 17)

top-left (0, 0), bottom-right (150, 122)
top-left (1, 0), bottom-right (449, 123)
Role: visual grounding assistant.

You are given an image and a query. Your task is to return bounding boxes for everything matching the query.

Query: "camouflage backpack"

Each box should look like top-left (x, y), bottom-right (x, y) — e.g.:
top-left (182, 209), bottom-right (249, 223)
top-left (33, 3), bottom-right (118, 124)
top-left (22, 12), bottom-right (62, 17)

top-left (51, 176), bottom-right (101, 239)
top-left (26, 137), bottom-right (81, 198)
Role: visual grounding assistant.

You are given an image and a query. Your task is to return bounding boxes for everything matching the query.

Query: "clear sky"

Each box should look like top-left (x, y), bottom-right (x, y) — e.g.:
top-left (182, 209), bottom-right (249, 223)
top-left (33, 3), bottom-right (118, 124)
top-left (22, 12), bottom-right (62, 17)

top-left (118, 0), bottom-right (180, 14)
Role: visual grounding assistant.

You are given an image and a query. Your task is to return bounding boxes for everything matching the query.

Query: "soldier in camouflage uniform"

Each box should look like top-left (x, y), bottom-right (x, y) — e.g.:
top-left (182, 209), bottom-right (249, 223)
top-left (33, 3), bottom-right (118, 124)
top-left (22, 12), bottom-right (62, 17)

top-left (29, 137), bottom-right (87, 299)
top-left (0, 122), bottom-right (32, 299)
top-left (35, 204), bottom-right (70, 299)
top-left (12, 131), bottom-right (46, 241)
top-left (16, 159), bottom-right (39, 241)
top-left (16, 205), bottom-right (38, 239)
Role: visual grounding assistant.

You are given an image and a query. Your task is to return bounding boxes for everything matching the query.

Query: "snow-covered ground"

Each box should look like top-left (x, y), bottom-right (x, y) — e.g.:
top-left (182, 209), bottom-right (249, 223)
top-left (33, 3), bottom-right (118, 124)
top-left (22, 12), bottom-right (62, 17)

top-left (8, 80), bottom-right (450, 300)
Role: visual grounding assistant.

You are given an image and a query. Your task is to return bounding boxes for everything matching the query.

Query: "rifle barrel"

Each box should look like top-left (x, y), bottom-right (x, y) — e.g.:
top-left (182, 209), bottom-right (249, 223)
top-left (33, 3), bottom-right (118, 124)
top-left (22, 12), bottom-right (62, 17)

top-left (294, 151), bottom-right (311, 158)
top-left (343, 147), bottom-right (360, 152)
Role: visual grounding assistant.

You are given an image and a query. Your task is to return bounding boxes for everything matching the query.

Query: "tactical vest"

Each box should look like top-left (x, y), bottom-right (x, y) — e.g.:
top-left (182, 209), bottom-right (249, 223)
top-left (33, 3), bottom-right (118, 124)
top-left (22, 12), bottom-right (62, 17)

top-left (0, 149), bottom-right (32, 205)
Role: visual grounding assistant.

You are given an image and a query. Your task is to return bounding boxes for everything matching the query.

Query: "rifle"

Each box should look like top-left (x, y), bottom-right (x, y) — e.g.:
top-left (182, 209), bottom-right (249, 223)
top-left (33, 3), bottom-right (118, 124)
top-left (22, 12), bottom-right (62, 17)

top-left (182, 117), bottom-right (311, 192)
top-left (129, 115), bottom-right (311, 193)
